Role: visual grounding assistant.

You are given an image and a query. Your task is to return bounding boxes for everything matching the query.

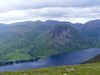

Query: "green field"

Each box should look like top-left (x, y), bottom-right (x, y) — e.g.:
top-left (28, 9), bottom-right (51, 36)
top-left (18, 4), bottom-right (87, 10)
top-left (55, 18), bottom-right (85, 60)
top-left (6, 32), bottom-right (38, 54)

top-left (1, 63), bottom-right (100, 75)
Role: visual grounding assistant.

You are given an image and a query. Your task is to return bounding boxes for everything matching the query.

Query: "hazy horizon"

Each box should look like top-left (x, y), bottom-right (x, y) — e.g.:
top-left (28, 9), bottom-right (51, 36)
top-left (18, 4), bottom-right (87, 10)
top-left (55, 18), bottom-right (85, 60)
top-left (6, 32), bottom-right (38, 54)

top-left (0, 19), bottom-right (100, 25)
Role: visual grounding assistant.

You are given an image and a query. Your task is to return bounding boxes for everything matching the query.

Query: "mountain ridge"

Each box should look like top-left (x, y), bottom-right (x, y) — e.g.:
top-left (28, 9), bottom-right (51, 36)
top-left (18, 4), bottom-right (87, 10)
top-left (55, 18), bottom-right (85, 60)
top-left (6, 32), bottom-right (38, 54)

top-left (0, 19), bottom-right (100, 62)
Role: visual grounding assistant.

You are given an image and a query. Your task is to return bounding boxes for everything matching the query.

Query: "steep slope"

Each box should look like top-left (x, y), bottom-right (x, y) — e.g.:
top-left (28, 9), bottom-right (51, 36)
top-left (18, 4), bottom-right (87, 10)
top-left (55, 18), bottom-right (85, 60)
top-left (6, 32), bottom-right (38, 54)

top-left (0, 21), bottom-right (57, 62)
top-left (82, 20), bottom-right (100, 37)
top-left (83, 54), bottom-right (100, 64)
top-left (0, 21), bottom-right (88, 62)
top-left (76, 20), bottom-right (100, 47)
top-left (32, 24), bottom-right (88, 57)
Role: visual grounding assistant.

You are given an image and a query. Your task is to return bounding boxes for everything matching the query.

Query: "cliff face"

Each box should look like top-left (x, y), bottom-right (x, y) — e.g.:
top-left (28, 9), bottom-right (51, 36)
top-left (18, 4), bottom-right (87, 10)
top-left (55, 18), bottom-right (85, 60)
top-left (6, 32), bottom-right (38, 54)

top-left (49, 25), bottom-right (87, 47)
top-left (33, 24), bottom-right (89, 57)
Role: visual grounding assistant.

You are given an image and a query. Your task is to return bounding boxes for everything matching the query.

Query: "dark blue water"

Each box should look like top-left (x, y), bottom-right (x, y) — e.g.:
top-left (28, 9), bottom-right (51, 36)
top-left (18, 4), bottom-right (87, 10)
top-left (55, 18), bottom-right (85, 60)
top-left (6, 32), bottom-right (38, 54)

top-left (0, 48), bottom-right (100, 72)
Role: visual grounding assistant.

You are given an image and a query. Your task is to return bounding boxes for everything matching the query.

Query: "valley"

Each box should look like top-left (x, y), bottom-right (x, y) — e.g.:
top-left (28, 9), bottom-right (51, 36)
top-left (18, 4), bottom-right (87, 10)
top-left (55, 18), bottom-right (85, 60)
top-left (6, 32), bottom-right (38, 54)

top-left (0, 20), bottom-right (90, 63)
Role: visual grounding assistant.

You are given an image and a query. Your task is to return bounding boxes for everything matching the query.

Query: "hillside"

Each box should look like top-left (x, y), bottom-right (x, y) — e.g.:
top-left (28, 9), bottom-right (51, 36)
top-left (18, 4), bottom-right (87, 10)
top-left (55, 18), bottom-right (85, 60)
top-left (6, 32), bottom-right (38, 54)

top-left (28, 24), bottom-right (89, 57)
top-left (83, 54), bottom-right (100, 64)
top-left (2, 19), bottom-right (100, 63)
top-left (1, 63), bottom-right (100, 75)
top-left (71, 19), bottom-right (100, 48)
top-left (0, 21), bottom-right (89, 63)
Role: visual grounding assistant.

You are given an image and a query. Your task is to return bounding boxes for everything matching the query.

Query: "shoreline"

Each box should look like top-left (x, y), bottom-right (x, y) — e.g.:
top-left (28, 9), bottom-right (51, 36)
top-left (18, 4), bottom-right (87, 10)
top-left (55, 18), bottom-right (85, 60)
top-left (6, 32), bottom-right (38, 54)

top-left (82, 54), bottom-right (100, 64)
top-left (0, 57), bottom-right (40, 66)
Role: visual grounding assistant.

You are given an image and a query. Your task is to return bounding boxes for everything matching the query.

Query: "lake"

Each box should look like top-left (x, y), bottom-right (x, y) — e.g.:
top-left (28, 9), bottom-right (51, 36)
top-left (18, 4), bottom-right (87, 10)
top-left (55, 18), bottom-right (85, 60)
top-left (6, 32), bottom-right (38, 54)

top-left (0, 48), bottom-right (100, 72)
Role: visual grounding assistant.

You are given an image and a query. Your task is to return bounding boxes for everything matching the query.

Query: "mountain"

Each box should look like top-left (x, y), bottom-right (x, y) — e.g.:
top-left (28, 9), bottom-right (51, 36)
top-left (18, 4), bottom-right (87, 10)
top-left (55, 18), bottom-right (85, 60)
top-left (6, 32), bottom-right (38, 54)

top-left (0, 20), bottom-right (89, 63)
top-left (81, 20), bottom-right (100, 37)
top-left (29, 24), bottom-right (88, 57)
top-left (74, 20), bottom-right (100, 47)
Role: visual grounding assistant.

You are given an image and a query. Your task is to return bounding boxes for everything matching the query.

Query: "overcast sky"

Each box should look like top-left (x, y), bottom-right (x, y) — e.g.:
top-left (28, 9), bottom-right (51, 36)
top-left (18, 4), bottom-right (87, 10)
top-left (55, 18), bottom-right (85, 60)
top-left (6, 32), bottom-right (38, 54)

top-left (0, 0), bottom-right (100, 23)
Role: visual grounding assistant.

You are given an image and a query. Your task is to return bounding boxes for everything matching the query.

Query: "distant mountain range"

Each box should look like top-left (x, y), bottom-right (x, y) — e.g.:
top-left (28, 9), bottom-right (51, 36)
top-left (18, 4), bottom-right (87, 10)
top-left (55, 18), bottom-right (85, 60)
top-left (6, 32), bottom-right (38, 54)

top-left (0, 19), bottom-right (100, 62)
top-left (72, 20), bottom-right (100, 47)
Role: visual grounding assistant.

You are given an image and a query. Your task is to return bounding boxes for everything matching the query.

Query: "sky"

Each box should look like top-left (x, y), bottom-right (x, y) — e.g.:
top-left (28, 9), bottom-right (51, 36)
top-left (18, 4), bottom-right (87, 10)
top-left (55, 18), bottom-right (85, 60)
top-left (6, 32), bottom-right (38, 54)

top-left (0, 0), bottom-right (100, 23)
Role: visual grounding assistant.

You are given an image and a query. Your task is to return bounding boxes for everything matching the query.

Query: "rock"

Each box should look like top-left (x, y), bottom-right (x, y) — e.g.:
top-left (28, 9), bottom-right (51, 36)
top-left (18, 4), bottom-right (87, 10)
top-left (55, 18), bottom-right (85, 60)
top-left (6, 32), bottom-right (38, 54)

top-left (65, 68), bottom-right (75, 72)
top-left (63, 73), bottom-right (67, 75)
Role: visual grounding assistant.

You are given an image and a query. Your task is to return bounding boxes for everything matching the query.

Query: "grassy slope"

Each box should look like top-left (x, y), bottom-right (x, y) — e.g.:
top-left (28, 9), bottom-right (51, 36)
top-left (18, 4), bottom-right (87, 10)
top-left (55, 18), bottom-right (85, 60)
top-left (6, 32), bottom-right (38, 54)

top-left (1, 63), bottom-right (100, 75)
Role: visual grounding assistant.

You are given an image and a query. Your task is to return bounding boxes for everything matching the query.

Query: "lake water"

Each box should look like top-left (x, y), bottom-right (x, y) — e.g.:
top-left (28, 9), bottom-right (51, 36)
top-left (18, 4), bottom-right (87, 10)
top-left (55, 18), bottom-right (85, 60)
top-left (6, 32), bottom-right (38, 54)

top-left (0, 48), bottom-right (100, 72)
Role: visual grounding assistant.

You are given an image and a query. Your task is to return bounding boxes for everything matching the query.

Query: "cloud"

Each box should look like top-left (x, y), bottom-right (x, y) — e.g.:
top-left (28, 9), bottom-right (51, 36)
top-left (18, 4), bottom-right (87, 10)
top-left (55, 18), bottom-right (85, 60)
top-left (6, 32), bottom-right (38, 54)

top-left (0, 7), bottom-right (100, 23)
top-left (0, 0), bottom-right (100, 12)
top-left (0, 0), bottom-right (100, 23)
